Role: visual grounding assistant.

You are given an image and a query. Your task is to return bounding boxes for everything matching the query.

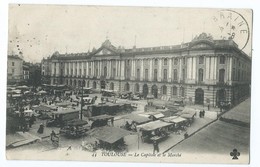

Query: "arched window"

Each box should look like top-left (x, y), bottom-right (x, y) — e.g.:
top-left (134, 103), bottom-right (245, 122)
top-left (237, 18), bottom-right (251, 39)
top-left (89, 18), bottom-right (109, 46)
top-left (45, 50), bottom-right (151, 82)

top-left (137, 69), bottom-right (140, 80)
top-left (93, 81), bottom-right (96, 89)
top-left (135, 83), bottom-right (139, 92)
top-left (172, 86), bottom-right (177, 95)
top-left (125, 83), bottom-right (130, 91)
top-left (110, 82), bottom-right (114, 90)
top-left (199, 68), bottom-right (204, 82)
top-left (163, 69), bottom-right (167, 80)
top-left (220, 55), bottom-right (225, 64)
top-left (199, 56), bottom-right (204, 64)
top-left (162, 85), bottom-right (167, 95)
top-left (164, 58), bottom-right (168, 65)
top-left (104, 66), bottom-right (107, 77)
top-left (180, 87), bottom-right (185, 97)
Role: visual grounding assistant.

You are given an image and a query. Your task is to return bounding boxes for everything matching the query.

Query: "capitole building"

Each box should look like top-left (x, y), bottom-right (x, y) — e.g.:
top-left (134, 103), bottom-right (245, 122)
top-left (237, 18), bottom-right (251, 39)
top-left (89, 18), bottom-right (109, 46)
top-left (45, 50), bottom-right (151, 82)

top-left (46, 33), bottom-right (251, 107)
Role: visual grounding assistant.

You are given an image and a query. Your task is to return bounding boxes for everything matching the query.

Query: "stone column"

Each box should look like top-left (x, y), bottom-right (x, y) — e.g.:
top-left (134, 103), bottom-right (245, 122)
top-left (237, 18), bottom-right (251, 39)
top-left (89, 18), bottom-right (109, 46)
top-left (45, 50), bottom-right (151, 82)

top-left (140, 59), bottom-right (144, 81)
top-left (131, 60), bottom-right (134, 80)
top-left (121, 60), bottom-right (125, 80)
top-left (149, 59), bottom-right (153, 81)
top-left (168, 58), bottom-right (172, 82)
top-left (158, 59), bottom-right (162, 81)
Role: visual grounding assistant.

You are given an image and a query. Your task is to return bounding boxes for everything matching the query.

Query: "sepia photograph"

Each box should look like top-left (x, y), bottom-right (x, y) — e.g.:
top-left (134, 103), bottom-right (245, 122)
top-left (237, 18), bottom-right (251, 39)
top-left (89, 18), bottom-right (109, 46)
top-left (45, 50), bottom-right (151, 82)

top-left (5, 4), bottom-right (252, 164)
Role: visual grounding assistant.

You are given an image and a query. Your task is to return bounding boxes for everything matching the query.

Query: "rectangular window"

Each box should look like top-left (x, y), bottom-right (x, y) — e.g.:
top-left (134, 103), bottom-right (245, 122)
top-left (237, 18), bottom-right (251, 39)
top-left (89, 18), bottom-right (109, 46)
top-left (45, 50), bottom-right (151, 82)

top-left (174, 69), bottom-right (178, 80)
top-left (113, 68), bottom-right (116, 77)
top-left (220, 56), bottom-right (226, 64)
top-left (174, 58), bottom-right (178, 65)
top-left (12, 62), bottom-right (15, 66)
top-left (154, 69), bottom-right (157, 81)
top-left (164, 59), bottom-right (168, 65)
top-left (145, 69), bottom-right (148, 81)
top-left (89, 68), bottom-right (91, 75)
top-left (163, 69), bottom-right (167, 80)
top-left (199, 56), bottom-right (204, 64)
top-left (154, 59), bottom-right (158, 66)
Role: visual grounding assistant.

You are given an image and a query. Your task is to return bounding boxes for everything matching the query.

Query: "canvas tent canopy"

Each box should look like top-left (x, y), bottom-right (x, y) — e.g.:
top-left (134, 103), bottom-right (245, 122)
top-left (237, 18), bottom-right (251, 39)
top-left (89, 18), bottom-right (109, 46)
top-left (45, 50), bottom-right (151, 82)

top-left (161, 116), bottom-right (187, 123)
top-left (139, 112), bottom-right (165, 119)
top-left (137, 120), bottom-right (173, 131)
top-left (87, 126), bottom-right (133, 144)
top-left (122, 114), bottom-right (151, 125)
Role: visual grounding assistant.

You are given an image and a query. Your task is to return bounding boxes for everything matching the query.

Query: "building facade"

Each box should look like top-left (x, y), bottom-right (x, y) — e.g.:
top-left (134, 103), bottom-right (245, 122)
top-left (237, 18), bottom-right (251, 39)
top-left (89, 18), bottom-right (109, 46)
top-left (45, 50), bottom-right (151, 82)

top-left (41, 57), bottom-right (52, 84)
top-left (47, 33), bottom-right (251, 107)
top-left (7, 55), bottom-right (24, 84)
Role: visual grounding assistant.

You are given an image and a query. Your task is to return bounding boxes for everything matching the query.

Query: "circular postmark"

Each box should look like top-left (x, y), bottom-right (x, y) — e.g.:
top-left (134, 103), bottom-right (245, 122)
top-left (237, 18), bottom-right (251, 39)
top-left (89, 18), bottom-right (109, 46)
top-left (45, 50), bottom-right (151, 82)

top-left (210, 9), bottom-right (250, 50)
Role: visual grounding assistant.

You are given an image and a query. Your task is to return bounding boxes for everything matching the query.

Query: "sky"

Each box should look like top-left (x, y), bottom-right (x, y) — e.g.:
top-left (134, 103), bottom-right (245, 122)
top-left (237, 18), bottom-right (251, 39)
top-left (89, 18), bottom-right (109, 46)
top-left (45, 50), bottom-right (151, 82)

top-left (8, 4), bottom-right (252, 63)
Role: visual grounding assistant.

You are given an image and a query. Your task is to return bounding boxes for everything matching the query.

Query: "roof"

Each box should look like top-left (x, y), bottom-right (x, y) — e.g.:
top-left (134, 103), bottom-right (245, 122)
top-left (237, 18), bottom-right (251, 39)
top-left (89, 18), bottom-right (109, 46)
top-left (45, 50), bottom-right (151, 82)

top-left (181, 108), bottom-right (197, 115)
top-left (139, 112), bottom-right (165, 119)
top-left (221, 98), bottom-right (250, 124)
top-left (171, 120), bottom-right (250, 154)
top-left (87, 126), bottom-right (132, 144)
top-left (89, 114), bottom-right (114, 121)
top-left (137, 120), bottom-right (173, 131)
top-left (66, 119), bottom-right (88, 126)
top-left (52, 109), bottom-right (80, 115)
top-left (31, 105), bottom-right (54, 111)
top-left (122, 114), bottom-right (151, 124)
top-left (161, 116), bottom-right (186, 123)
top-left (56, 101), bottom-right (76, 107)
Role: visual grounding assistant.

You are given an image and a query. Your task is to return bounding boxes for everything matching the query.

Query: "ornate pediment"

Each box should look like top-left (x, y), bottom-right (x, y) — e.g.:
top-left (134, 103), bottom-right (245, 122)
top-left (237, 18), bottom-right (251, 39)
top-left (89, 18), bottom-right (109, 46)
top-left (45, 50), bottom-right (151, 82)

top-left (190, 33), bottom-right (215, 49)
top-left (92, 40), bottom-right (118, 56)
top-left (95, 48), bottom-right (113, 55)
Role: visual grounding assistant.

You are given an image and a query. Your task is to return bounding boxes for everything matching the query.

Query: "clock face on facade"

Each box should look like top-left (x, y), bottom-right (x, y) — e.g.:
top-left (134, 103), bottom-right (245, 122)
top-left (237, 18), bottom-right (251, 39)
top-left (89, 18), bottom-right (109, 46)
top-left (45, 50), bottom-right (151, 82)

top-left (210, 10), bottom-right (250, 50)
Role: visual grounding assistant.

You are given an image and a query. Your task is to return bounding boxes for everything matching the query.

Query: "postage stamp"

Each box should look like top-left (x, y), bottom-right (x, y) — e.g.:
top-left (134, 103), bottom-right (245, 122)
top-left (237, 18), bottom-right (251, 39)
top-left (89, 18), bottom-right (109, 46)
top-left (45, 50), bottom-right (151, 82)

top-left (6, 4), bottom-right (252, 164)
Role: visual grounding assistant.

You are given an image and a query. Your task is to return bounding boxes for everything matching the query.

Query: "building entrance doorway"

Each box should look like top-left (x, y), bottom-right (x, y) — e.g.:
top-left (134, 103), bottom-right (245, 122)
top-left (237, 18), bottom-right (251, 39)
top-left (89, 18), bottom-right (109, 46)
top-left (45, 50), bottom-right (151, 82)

top-left (195, 88), bottom-right (204, 105)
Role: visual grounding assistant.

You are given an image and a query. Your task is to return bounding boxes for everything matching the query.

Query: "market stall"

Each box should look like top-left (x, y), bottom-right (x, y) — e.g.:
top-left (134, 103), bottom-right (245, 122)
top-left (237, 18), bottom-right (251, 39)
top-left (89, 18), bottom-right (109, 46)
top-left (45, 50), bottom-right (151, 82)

top-left (137, 120), bottom-right (173, 143)
top-left (83, 126), bottom-right (133, 152)
top-left (60, 119), bottom-right (89, 138)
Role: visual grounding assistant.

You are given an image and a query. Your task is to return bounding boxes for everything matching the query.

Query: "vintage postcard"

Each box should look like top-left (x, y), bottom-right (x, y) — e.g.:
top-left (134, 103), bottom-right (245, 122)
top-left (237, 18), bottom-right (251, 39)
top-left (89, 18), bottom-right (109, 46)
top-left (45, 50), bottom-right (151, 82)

top-left (6, 4), bottom-right (252, 164)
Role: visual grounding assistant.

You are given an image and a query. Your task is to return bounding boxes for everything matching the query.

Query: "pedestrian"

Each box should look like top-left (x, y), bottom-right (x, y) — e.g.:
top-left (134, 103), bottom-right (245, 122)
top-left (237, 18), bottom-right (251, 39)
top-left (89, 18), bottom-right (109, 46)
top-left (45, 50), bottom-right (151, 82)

top-left (184, 132), bottom-right (189, 139)
top-left (199, 111), bottom-right (202, 118)
top-left (50, 130), bottom-right (56, 142)
top-left (153, 140), bottom-right (159, 154)
top-left (202, 110), bottom-right (205, 118)
top-left (208, 104), bottom-right (210, 111)
top-left (37, 123), bottom-right (44, 134)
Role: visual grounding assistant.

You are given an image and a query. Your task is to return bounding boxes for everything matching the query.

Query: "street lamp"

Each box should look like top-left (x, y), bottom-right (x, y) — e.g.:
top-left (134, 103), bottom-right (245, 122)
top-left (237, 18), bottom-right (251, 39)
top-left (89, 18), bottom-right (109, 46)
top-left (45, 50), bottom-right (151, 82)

top-left (80, 79), bottom-right (84, 120)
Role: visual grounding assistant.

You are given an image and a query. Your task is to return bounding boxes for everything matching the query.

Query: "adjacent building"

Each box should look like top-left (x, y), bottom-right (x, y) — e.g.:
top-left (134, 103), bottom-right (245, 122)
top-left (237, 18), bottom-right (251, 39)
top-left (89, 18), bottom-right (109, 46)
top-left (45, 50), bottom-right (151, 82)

top-left (7, 55), bottom-right (23, 84)
top-left (41, 57), bottom-right (52, 84)
top-left (46, 33), bottom-right (251, 107)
